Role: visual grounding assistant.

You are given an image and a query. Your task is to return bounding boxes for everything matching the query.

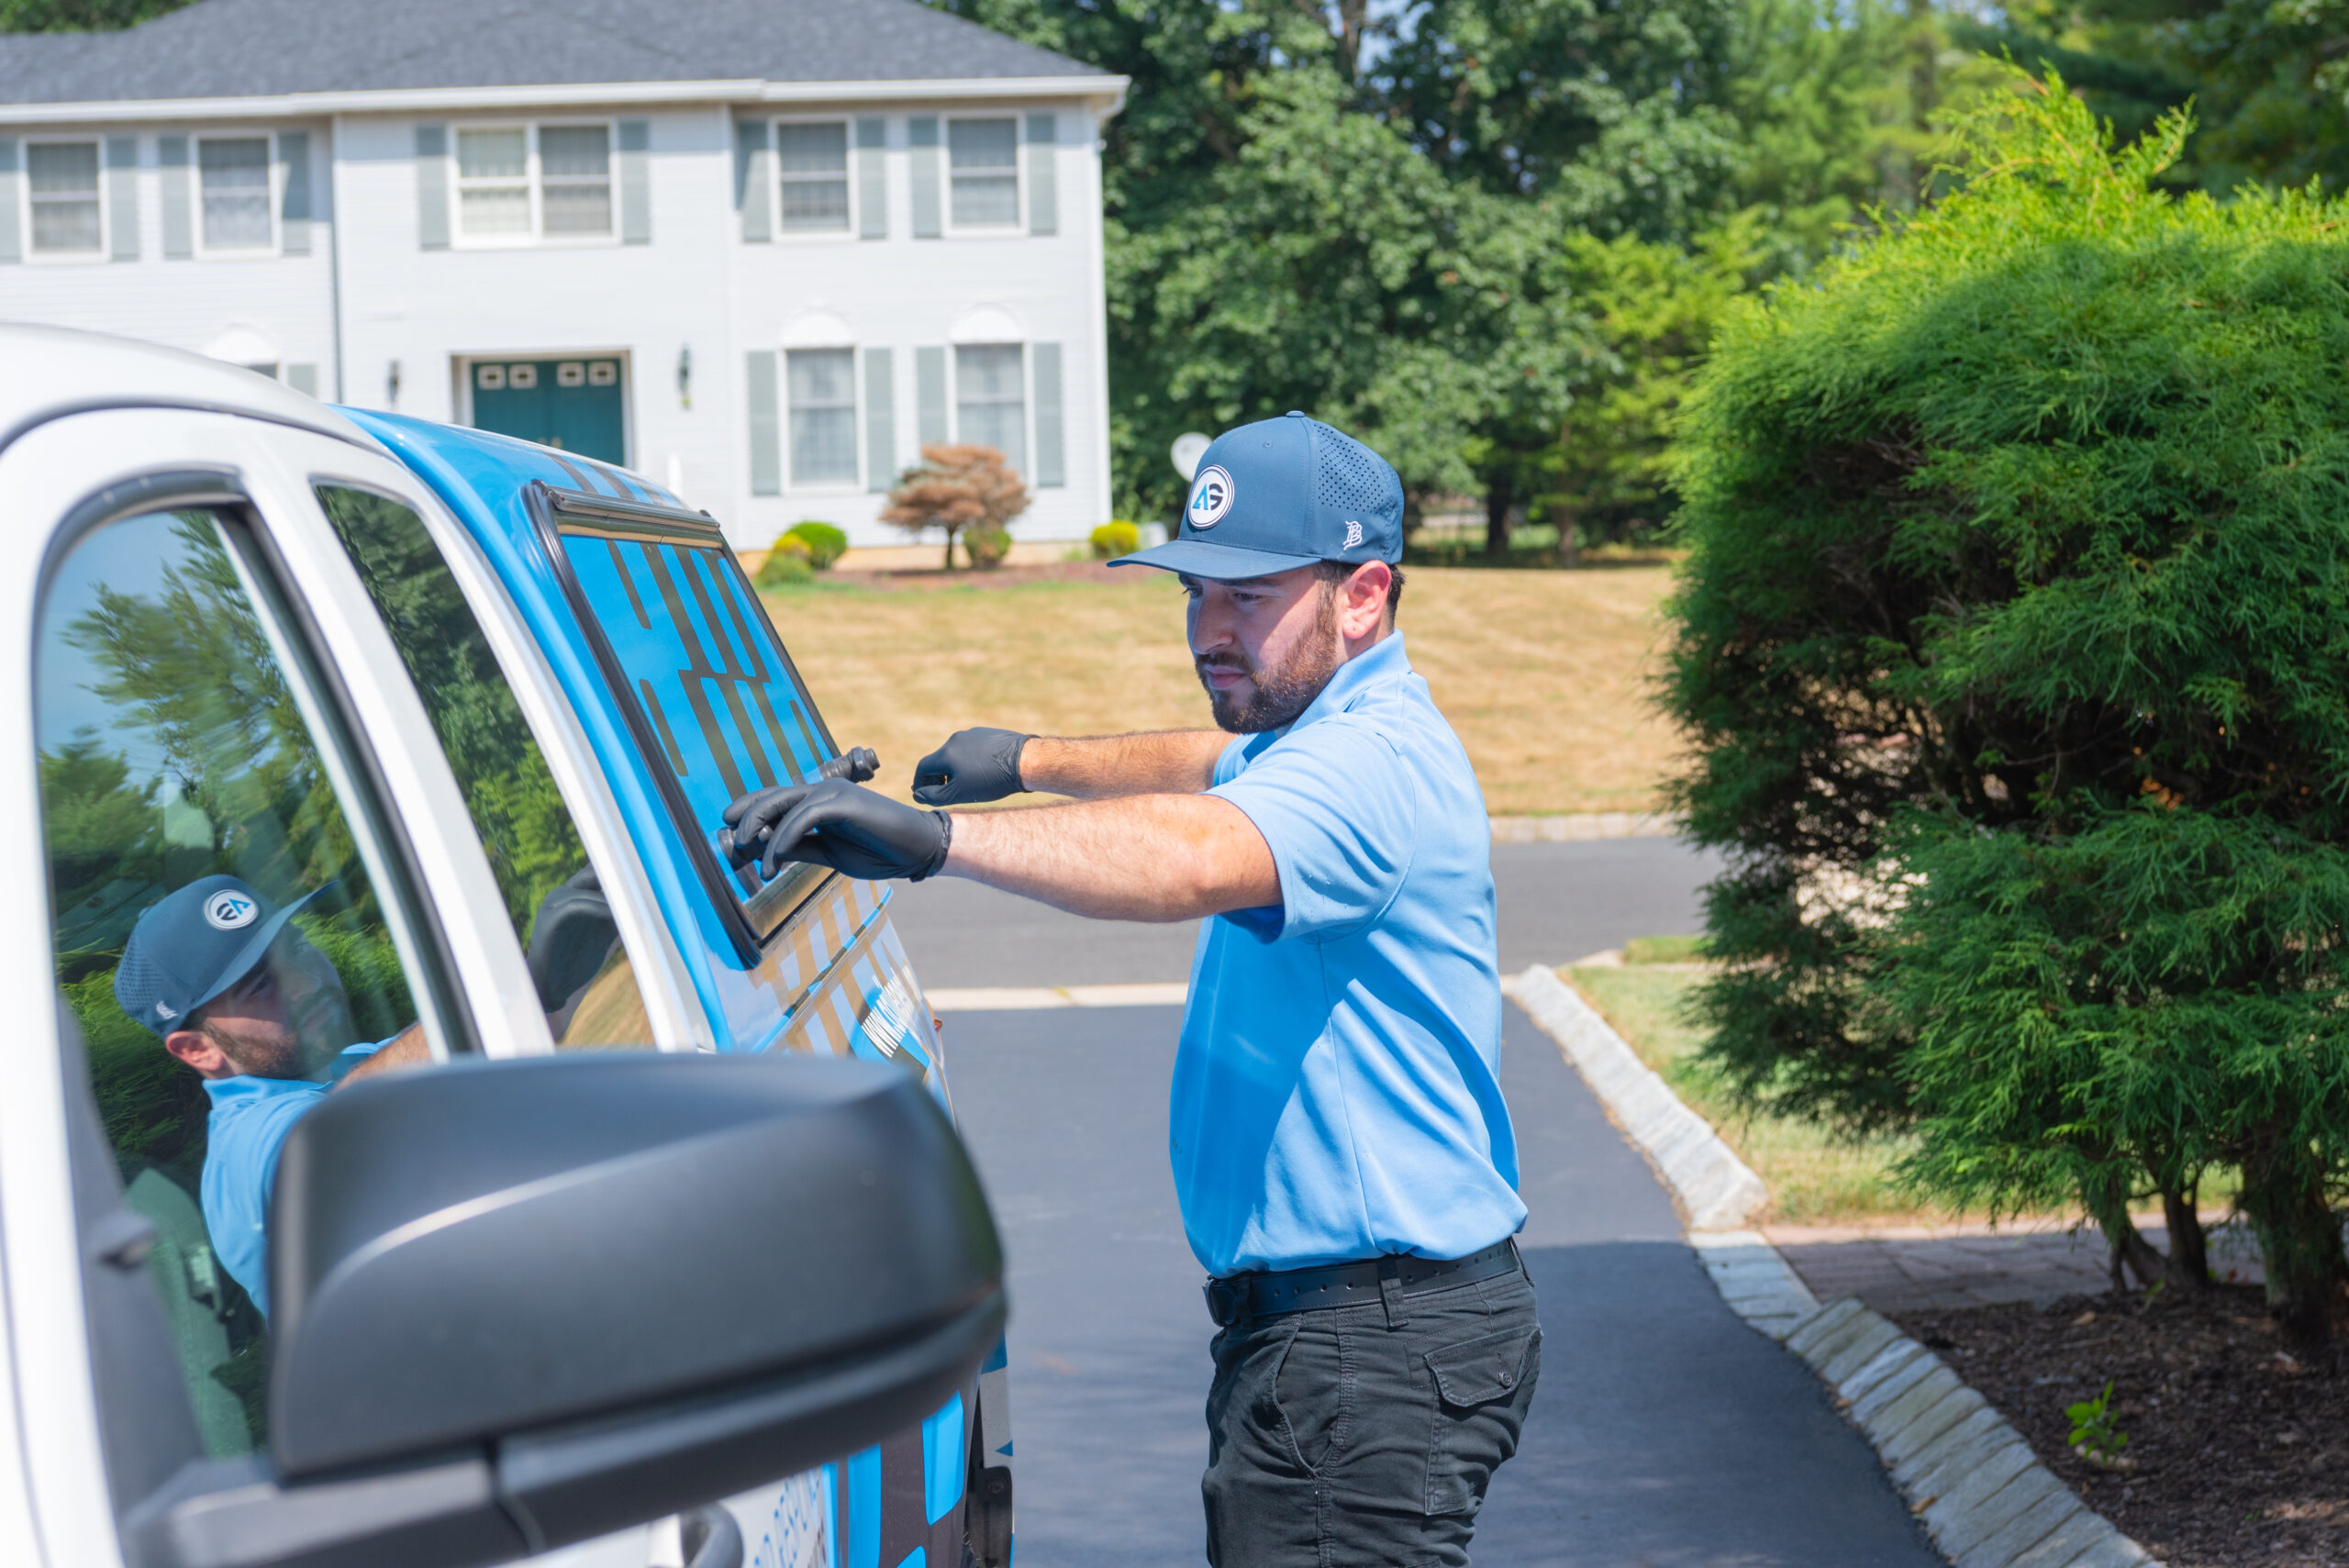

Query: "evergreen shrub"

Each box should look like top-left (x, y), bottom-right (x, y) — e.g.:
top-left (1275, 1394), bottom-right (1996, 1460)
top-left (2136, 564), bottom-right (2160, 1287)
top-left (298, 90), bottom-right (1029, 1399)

top-left (754, 534), bottom-right (815, 587)
top-left (784, 521), bottom-right (848, 571)
top-left (1091, 520), bottom-right (1141, 559)
top-left (1664, 70), bottom-right (2349, 1342)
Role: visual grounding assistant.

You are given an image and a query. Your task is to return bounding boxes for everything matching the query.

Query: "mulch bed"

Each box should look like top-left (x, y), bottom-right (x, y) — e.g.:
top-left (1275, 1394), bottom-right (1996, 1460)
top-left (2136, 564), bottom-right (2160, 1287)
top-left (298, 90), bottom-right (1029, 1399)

top-left (1891, 1286), bottom-right (2348, 1567)
top-left (821, 562), bottom-right (1128, 591)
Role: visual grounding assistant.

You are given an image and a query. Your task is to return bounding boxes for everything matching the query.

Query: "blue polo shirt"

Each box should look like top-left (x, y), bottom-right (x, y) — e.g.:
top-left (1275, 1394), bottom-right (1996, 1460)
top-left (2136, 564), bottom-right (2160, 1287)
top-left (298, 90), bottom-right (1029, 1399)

top-left (201, 1041), bottom-right (383, 1318)
top-left (1170, 632), bottom-right (1524, 1278)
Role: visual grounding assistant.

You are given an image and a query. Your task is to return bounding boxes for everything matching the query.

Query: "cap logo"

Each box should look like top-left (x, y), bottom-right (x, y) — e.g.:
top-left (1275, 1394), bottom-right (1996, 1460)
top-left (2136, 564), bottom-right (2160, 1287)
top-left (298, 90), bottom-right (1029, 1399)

top-left (203, 890), bottom-right (260, 930)
top-left (1187, 466), bottom-right (1234, 531)
top-left (1343, 521), bottom-right (1364, 549)
top-left (153, 1002), bottom-right (177, 1020)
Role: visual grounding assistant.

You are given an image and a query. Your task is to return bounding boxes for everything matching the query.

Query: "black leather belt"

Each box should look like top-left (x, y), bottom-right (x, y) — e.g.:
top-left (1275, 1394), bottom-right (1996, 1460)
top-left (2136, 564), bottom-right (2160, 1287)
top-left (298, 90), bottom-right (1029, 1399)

top-left (1204, 1239), bottom-right (1521, 1328)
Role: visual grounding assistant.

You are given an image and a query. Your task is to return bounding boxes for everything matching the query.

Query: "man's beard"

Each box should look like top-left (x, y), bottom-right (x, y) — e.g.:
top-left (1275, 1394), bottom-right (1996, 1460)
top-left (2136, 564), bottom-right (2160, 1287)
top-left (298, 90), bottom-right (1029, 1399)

top-left (1197, 585), bottom-right (1343, 733)
top-left (203, 982), bottom-right (354, 1081)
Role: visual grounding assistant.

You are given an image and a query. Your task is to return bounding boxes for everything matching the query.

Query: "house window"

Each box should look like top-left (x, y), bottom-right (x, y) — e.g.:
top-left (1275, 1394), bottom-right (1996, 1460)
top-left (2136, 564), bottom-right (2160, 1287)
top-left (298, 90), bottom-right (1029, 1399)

top-left (777, 121), bottom-right (849, 232)
top-left (28, 140), bottom-right (101, 254)
top-left (787, 349), bottom-right (859, 486)
top-left (539, 125), bottom-right (611, 236)
top-left (198, 137), bottom-right (272, 249)
top-left (955, 344), bottom-right (1024, 466)
top-left (456, 128), bottom-right (531, 237)
top-left (947, 118), bottom-right (1019, 228)
top-left (454, 124), bottom-right (612, 240)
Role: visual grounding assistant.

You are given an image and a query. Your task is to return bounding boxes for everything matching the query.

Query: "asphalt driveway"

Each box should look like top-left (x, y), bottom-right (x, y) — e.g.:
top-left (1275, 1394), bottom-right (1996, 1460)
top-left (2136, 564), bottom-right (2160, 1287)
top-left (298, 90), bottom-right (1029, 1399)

top-left (929, 835), bottom-right (1942, 1566)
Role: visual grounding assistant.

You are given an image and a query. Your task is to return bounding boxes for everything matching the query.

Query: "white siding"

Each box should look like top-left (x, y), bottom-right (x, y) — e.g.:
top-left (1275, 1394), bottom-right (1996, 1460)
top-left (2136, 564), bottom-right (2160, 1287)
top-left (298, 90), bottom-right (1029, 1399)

top-left (0, 91), bottom-right (1116, 550)
top-left (0, 119), bottom-right (336, 389)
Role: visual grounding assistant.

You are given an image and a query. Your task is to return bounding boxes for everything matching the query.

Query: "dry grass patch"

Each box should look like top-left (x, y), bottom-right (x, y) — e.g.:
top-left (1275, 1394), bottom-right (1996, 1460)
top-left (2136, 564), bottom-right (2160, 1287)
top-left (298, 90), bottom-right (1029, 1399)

top-left (763, 565), bottom-right (1684, 814)
top-left (1564, 962), bottom-right (1928, 1226)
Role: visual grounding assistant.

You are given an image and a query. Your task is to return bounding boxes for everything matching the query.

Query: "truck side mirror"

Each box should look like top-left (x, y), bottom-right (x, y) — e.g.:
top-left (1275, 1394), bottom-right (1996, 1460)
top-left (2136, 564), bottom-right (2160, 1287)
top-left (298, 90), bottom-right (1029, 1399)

top-left (124, 1053), bottom-right (1004, 1568)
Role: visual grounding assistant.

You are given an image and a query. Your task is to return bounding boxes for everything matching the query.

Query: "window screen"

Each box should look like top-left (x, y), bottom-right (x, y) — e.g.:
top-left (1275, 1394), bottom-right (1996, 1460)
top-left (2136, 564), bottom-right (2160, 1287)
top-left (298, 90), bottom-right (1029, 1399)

top-left (30, 140), bottom-right (101, 253)
top-left (198, 138), bottom-right (270, 249)
top-left (537, 490), bottom-right (836, 947)
top-left (457, 128), bottom-right (529, 236)
top-left (956, 344), bottom-right (1026, 471)
top-left (788, 348), bottom-right (858, 485)
top-left (947, 118), bottom-right (1018, 227)
top-left (540, 125), bottom-right (611, 236)
top-left (777, 121), bottom-right (850, 231)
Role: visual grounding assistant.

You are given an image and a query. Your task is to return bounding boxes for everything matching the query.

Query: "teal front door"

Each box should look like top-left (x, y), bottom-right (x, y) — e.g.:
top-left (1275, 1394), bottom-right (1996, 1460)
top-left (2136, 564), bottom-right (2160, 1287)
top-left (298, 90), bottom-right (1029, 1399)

top-left (470, 357), bottom-right (627, 464)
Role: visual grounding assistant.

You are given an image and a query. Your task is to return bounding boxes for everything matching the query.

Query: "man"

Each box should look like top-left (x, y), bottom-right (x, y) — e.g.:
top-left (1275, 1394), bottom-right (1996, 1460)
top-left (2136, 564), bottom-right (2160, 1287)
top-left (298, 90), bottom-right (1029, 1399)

top-left (114, 874), bottom-right (427, 1317)
top-left (724, 413), bottom-right (1536, 1567)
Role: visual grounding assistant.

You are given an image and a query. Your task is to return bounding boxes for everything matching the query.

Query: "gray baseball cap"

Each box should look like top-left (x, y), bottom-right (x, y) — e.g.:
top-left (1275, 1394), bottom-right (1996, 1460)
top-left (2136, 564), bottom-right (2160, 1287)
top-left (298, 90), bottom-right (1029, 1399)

top-left (1113, 412), bottom-right (1405, 581)
top-left (113, 874), bottom-right (327, 1036)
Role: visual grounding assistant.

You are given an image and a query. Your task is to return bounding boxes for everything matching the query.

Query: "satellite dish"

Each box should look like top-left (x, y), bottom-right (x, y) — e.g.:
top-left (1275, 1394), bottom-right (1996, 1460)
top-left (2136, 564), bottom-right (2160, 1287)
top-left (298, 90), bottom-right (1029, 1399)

top-left (1171, 432), bottom-right (1212, 482)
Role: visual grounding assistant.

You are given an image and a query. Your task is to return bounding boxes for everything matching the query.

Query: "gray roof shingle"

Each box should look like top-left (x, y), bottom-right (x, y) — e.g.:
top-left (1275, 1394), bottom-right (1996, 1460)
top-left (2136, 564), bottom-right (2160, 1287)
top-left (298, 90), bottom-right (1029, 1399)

top-left (0, 0), bottom-right (1097, 106)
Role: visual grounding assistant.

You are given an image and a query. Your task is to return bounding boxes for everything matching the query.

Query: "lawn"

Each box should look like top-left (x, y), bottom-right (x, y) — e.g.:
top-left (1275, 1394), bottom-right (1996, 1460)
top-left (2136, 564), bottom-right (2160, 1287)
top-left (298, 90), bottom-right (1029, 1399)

top-left (1564, 961), bottom-right (1929, 1226)
top-left (761, 565), bottom-right (1684, 814)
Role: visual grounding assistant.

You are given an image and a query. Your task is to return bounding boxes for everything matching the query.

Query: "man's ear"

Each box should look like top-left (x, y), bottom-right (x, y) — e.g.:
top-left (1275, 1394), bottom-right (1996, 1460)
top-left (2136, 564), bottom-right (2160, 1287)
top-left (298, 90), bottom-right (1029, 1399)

top-left (1338, 562), bottom-right (1395, 642)
top-left (162, 1028), bottom-right (231, 1078)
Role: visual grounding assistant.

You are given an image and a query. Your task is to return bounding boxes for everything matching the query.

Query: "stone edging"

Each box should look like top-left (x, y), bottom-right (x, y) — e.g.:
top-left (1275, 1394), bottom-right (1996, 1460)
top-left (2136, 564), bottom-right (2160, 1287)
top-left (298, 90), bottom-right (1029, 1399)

top-left (1502, 964), bottom-right (2158, 1568)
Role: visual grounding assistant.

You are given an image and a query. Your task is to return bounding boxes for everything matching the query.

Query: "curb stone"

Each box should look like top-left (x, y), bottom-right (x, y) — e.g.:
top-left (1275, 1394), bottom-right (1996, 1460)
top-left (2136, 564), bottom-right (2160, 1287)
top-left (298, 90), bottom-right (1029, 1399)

top-left (1503, 963), bottom-right (2160, 1568)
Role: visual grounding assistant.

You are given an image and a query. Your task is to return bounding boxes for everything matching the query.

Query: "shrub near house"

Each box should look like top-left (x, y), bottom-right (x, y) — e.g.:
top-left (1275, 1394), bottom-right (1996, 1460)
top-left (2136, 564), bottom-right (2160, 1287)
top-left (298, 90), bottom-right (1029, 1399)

top-left (1665, 71), bottom-right (2349, 1343)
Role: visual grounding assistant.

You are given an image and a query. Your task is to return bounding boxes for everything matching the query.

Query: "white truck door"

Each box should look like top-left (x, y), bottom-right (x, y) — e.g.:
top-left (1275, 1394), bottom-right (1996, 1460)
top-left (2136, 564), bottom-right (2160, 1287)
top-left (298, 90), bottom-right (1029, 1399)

top-left (0, 407), bottom-right (711, 1568)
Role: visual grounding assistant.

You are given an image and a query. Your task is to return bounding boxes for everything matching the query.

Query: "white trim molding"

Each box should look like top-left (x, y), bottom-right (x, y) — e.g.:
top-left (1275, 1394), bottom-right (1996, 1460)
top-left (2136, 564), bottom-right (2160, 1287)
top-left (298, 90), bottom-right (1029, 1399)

top-left (0, 75), bottom-right (1132, 128)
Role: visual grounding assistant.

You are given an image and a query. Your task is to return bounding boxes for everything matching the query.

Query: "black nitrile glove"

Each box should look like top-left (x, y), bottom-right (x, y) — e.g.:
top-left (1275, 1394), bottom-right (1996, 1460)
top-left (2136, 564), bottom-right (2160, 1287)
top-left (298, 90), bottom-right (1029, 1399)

top-left (912, 727), bottom-right (1032, 806)
top-left (722, 777), bottom-right (953, 882)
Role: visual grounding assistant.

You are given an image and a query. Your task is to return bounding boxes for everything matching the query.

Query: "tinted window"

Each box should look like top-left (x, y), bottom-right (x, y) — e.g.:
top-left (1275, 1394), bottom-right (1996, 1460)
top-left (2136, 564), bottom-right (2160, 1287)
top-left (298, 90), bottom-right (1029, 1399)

top-left (316, 484), bottom-right (651, 1046)
top-left (39, 506), bottom-right (435, 1455)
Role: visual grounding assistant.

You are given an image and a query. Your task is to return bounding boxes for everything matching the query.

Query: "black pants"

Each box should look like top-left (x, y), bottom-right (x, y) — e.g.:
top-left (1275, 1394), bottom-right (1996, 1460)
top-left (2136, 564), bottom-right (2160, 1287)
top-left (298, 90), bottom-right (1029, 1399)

top-left (1202, 1264), bottom-right (1540, 1567)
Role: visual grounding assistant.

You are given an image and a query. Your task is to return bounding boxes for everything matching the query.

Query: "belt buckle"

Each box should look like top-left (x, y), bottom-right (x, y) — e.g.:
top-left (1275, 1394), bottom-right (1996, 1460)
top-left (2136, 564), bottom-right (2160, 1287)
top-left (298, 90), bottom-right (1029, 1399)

top-left (1204, 1276), bottom-right (1245, 1328)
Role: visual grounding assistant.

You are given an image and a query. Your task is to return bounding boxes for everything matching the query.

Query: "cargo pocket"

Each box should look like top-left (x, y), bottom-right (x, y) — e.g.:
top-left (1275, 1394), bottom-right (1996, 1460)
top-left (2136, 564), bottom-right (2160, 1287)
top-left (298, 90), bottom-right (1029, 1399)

top-left (1423, 1323), bottom-right (1540, 1516)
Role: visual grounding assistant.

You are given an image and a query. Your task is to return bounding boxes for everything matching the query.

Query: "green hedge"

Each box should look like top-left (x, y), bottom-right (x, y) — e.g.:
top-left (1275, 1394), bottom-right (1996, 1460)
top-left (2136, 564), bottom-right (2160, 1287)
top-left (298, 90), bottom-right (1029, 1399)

top-left (1664, 72), bottom-right (2349, 1340)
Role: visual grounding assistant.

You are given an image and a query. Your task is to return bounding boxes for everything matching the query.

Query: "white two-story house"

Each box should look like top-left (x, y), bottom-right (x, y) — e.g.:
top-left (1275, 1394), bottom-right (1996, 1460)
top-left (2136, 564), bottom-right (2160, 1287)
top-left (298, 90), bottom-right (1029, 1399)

top-left (0, 0), bottom-right (1126, 545)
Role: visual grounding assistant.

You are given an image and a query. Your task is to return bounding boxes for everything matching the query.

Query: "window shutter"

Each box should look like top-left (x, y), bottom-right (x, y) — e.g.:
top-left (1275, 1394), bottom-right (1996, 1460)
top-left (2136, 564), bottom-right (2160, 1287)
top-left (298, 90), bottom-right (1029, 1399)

top-left (158, 135), bottom-right (192, 259)
top-left (286, 363), bottom-right (318, 396)
top-left (1025, 113), bottom-right (1057, 237)
top-left (856, 117), bottom-right (886, 240)
top-left (415, 124), bottom-right (450, 250)
top-left (908, 116), bottom-right (941, 239)
top-left (863, 347), bottom-right (896, 491)
top-left (618, 119), bottom-right (651, 244)
top-left (735, 120), bottom-right (771, 243)
top-left (915, 346), bottom-right (948, 450)
top-left (747, 350), bottom-right (782, 495)
top-left (0, 139), bottom-right (17, 262)
top-left (106, 136), bottom-right (139, 261)
top-left (278, 131), bottom-right (311, 255)
top-left (1033, 342), bottom-right (1065, 488)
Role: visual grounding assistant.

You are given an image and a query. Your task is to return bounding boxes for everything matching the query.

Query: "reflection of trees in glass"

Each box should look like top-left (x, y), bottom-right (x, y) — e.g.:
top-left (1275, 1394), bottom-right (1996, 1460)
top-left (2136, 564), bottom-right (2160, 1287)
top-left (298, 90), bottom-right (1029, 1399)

top-left (41, 509), bottom-right (415, 1180)
top-left (67, 513), bottom-right (344, 905)
top-left (316, 486), bottom-right (586, 944)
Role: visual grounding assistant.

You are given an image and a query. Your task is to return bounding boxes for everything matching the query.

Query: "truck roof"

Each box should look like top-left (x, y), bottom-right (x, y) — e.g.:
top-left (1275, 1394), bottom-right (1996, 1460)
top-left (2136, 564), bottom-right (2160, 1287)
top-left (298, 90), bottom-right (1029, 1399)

top-left (0, 322), bottom-right (367, 454)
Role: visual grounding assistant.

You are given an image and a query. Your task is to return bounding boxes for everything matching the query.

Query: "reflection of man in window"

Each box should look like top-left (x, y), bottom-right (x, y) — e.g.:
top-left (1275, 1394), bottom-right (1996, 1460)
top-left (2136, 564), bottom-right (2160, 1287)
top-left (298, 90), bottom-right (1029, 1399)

top-left (113, 875), bottom-right (427, 1317)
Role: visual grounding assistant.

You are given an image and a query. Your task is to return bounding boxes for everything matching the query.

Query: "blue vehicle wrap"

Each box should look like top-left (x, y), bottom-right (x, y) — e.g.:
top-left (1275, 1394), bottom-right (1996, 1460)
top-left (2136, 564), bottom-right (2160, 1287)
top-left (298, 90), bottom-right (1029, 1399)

top-left (339, 411), bottom-right (1007, 1568)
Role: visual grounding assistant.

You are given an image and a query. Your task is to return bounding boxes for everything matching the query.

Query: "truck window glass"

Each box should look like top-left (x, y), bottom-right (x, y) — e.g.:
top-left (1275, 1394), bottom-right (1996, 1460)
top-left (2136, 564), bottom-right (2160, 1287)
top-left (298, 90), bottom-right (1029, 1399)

top-left (36, 506), bottom-right (433, 1458)
top-left (540, 490), bottom-right (837, 945)
top-left (315, 484), bottom-right (652, 1047)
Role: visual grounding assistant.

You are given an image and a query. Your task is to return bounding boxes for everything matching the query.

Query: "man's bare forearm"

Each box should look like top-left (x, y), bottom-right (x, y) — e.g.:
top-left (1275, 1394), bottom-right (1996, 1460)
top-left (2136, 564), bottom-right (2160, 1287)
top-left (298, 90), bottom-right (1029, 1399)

top-left (339, 1022), bottom-right (430, 1084)
top-left (1019, 730), bottom-right (1230, 798)
top-left (942, 794), bottom-right (1278, 920)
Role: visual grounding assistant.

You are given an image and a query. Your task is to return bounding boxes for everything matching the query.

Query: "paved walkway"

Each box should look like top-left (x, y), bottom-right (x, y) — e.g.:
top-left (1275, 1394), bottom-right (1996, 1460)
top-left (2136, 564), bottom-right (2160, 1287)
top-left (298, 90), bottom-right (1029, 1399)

top-left (1769, 1218), bottom-right (2270, 1314)
top-left (943, 997), bottom-right (1943, 1567)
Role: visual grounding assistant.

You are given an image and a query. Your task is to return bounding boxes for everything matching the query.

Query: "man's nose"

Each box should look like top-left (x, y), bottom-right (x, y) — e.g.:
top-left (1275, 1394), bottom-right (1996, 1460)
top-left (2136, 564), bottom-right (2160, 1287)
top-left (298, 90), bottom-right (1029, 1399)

top-left (1189, 595), bottom-right (1235, 654)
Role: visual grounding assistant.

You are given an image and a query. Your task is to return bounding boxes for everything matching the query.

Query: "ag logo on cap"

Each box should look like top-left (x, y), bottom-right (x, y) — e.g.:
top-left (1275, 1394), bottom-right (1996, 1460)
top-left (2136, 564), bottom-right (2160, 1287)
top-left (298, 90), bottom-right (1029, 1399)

top-left (204, 890), bottom-right (260, 930)
top-left (1187, 465), bottom-right (1235, 530)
